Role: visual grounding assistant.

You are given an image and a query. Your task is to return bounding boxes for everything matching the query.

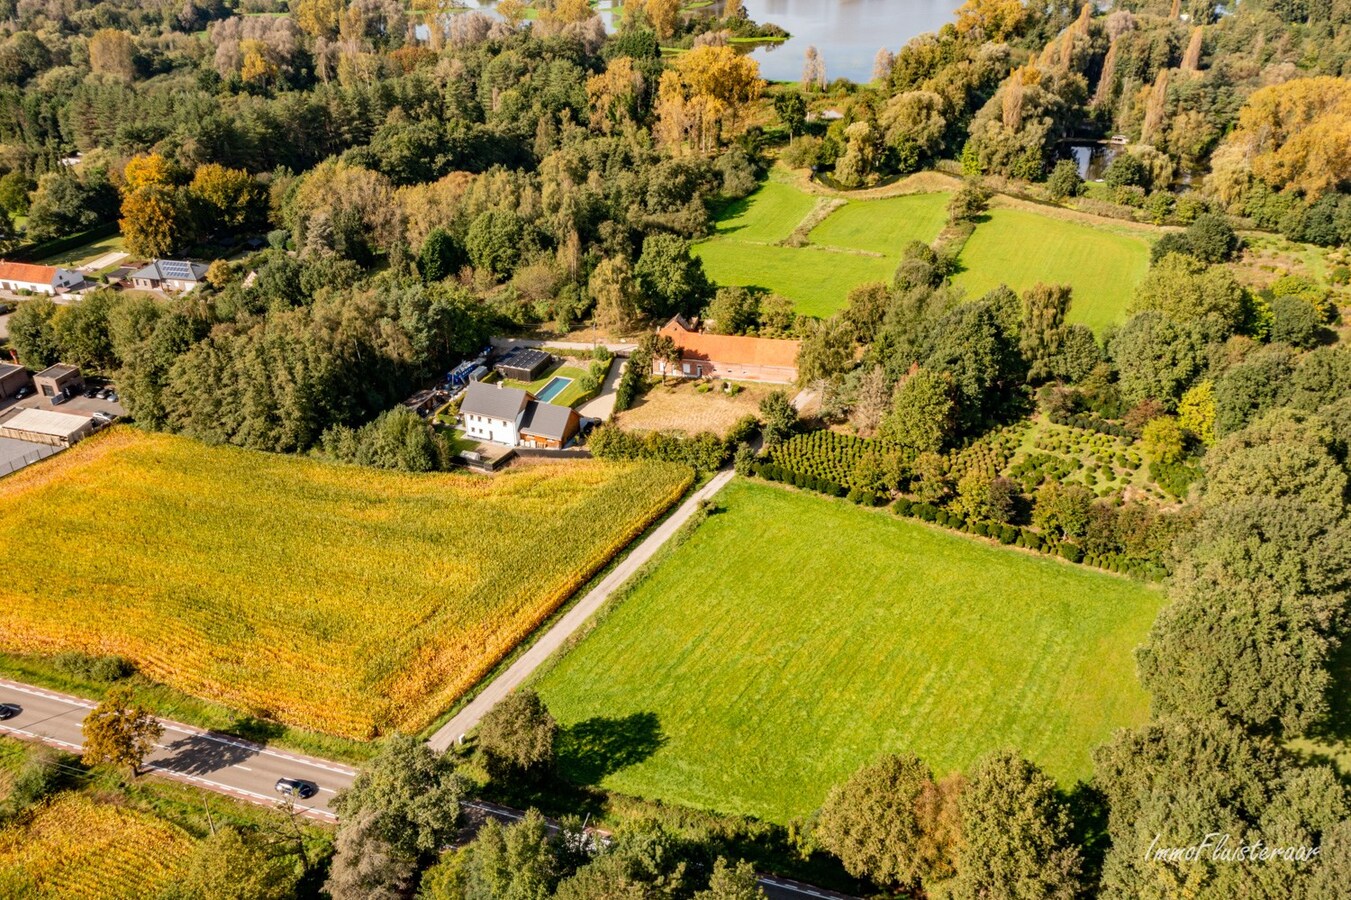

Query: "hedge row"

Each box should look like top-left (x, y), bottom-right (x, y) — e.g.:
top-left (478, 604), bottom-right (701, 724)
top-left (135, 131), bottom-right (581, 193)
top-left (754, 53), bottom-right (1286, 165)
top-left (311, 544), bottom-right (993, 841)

top-left (891, 498), bottom-right (1164, 580)
top-left (753, 461), bottom-right (881, 506)
top-left (768, 430), bottom-right (890, 491)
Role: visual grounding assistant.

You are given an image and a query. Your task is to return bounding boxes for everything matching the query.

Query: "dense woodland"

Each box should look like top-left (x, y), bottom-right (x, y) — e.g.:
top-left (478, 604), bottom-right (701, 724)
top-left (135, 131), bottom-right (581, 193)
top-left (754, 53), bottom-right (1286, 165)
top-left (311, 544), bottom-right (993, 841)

top-left (0, 0), bottom-right (1349, 896)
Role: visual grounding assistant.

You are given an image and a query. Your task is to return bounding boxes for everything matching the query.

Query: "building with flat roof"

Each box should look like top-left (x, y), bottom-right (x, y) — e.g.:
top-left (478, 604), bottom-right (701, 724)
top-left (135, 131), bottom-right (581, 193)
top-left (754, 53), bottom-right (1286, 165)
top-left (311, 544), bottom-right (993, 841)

top-left (495, 348), bottom-right (553, 382)
top-left (0, 408), bottom-right (95, 446)
top-left (0, 363), bottom-right (31, 400)
top-left (33, 364), bottom-right (83, 400)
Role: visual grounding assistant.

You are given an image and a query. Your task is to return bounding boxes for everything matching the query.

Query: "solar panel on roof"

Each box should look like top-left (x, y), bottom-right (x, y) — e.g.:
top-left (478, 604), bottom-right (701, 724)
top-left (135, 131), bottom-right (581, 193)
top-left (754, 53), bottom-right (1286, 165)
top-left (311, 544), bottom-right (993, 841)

top-left (160, 260), bottom-right (196, 280)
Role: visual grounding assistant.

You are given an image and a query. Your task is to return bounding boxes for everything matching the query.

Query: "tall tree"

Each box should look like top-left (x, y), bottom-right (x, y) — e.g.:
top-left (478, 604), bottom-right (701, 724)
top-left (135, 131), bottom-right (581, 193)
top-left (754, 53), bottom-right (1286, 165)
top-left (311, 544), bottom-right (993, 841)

top-left (476, 690), bottom-right (558, 781)
top-left (952, 750), bottom-right (1082, 900)
top-left (81, 686), bottom-right (163, 777)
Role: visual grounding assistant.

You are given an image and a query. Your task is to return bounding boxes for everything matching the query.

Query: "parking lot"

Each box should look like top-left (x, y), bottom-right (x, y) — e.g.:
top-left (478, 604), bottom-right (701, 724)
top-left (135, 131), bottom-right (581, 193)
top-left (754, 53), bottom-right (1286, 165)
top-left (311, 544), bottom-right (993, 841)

top-left (0, 385), bottom-right (127, 424)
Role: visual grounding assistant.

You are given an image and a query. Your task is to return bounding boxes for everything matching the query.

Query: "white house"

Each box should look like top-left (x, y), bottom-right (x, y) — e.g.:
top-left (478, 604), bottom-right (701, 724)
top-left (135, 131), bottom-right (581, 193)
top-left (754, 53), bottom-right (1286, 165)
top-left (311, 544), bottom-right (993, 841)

top-left (460, 380), bottom-right (529, 446)
top-left (459, 380), bottom-right (581, 449)
top-left (0, 262), bottom-right (84, 295)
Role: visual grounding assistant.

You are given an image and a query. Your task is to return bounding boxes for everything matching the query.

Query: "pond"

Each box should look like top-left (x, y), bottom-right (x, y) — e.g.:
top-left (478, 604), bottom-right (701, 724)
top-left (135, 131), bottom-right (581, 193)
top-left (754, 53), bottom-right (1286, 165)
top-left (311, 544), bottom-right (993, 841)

top-left (1059, 141), bottom-right (1125, 182)
top-left (442, 0), bottom-right (964, 84)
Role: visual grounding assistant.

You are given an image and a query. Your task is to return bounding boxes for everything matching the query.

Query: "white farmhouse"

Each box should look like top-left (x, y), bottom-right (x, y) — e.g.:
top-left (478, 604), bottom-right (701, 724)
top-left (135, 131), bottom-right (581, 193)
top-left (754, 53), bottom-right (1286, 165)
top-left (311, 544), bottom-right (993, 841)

top-left (460, 380), bottom-right (529, 446)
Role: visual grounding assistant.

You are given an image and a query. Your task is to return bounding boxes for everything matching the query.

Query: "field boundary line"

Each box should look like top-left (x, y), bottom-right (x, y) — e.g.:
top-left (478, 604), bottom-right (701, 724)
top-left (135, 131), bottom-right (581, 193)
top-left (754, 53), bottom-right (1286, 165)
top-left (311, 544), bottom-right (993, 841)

top-left (428, 469), bottom-right (735, 750)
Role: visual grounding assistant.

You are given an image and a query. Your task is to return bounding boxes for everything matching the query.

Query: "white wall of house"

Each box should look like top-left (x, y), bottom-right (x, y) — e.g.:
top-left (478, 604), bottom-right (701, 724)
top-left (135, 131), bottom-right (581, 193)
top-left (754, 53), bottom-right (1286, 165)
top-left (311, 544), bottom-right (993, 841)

top-left (0, 280), bottom-right (54, 295)
top-left (464, 412), bottom-right (520, 445)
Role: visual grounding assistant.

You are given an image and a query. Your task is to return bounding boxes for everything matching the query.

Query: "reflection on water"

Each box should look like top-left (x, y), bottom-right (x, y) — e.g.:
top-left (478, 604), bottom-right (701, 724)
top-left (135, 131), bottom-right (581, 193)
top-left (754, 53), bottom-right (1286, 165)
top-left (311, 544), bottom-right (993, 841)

top-left (1061, 142), bottom-right (1124, 181)
top-left (438, 0), bottom-right (963, 83)
top-left (736, 0), bottom-right (964, 82)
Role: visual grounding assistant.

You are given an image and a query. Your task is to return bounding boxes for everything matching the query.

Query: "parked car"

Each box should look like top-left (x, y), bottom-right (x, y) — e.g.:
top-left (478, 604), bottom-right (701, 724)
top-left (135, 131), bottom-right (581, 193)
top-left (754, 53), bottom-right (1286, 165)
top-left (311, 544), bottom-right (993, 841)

top-left (14, 386), bottom-right (31, 399)
top-left (0, 703), bottom-right (20, 720)
top-left (51, 393), bottom-right (67, 405)
top-left (92, 410), bottom-right (117, 426)
top-left (274, 777), bottom-right (318, 800)
top-left (96, 388), bottom-right (112, 400)
top-left (83, 387), bottom-right (98, 398)
top-left (107, 390), bottom-right (119, 403)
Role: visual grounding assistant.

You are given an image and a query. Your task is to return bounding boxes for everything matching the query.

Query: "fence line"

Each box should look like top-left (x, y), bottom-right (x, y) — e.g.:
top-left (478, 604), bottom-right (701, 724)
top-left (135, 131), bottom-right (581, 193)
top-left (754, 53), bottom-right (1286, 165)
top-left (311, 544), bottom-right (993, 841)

top-left (0, 443), bottom-right (61, 478)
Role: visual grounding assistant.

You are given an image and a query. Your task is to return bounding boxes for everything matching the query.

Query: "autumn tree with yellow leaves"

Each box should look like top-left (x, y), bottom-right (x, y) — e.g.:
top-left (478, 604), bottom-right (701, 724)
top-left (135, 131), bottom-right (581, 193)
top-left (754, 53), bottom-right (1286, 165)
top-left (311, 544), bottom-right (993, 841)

top-left (656, 45), bottom-right (762, 154)
top-left (120, 153), bottom-right (189, 258)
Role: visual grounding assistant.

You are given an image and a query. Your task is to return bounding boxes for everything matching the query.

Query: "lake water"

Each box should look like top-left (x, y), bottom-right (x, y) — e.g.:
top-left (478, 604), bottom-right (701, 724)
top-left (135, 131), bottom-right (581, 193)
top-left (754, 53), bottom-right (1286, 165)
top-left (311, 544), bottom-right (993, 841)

top-left (451, 0), bottom-right (964, 84)
top-left (733, 0), bottom-right (965, 83)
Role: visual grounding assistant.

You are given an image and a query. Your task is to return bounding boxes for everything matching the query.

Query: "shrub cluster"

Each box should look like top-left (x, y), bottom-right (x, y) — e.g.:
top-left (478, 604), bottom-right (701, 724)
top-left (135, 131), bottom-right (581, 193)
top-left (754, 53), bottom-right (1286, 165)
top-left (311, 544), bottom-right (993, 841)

top-left (590, 417), bottom-right (758, 474)
top-left (1047, 409), bottom-right (1129, 437)
top-left (768, 430), bottom-right (892, 490)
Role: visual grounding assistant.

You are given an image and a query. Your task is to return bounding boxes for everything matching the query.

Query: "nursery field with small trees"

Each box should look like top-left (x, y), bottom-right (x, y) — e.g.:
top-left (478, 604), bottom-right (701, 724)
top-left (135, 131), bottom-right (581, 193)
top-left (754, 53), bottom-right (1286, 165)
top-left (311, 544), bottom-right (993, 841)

top-left (533, 479), bottom-right (1162, 823)
top-left (0, 429), bottom-right (691, 739)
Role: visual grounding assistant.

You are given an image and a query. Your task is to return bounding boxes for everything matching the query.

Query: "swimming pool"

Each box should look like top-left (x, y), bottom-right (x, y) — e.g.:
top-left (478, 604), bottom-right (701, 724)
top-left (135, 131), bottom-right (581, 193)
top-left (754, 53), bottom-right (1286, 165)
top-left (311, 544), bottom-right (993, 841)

top-left (535, 376), bottom-right (572, 403)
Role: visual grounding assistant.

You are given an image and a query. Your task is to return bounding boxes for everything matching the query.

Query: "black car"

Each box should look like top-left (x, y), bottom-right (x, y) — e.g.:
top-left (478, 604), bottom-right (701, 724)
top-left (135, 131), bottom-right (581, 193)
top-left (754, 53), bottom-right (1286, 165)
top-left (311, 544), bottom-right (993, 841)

top-left (274, 777), bottom-right (319, 800)
top-left (0, 703), bottom-right (20, 720)
top-left (84, 387), bottom-right (98, 398)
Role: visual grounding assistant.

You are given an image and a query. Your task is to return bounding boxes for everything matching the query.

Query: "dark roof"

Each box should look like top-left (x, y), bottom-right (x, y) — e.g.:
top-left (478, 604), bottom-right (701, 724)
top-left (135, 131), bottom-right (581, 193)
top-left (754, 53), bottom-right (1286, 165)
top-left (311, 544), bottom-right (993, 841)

top-left (519, 400), bottom-right (577, 440)
top-left (460, 380), bottom-right (528, 421)
top-left (0, 363), bottom-right (24, 377)
top-left (35, 364), bottom-right (78, 379)
top-left (498, 348), bottom-right (551, 371)
top-left (130, 259), bottom-right (209, 283)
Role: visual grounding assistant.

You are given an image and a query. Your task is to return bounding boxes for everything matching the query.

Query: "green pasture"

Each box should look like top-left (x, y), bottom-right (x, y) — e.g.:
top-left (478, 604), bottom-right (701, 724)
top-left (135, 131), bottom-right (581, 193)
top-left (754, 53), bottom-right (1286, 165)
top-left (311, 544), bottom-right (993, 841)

top-left (954, 208), bottom-right (1151, 333)
top-left (694, 241), bottom-right (896, 318)
top-left (535, 479), bottom-right (1162, 823)
top-left (711, 181), bottom-right (818, 244)
top-left (808, 193), bottom-right (950, 256)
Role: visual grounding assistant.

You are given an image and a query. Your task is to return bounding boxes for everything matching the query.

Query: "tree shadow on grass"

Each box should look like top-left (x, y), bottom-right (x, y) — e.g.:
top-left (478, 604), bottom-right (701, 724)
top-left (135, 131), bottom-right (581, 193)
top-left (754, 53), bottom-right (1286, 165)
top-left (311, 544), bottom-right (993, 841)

top-left (1311, 638), bottom-right (1351, 744)
top-left (556, 711), bottom-right (665, 786)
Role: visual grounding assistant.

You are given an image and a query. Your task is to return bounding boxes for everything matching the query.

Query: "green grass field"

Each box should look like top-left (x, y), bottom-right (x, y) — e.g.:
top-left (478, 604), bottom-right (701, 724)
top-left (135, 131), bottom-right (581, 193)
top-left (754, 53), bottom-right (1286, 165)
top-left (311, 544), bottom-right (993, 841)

top-left (808, 193), bottom-right (950, 256)
top-left (33, 232), bottom-right (125, 268)
top-left (695, 179), bottom-right (1146, 326)
top-left (693, 241), bottom-right (897, 318)
top-left (711, 182), bottom-right (818, 244)
top-left (954, 208), bottom-right (1151, 333)
top-left (535, 480), bottom-right (1162, 823)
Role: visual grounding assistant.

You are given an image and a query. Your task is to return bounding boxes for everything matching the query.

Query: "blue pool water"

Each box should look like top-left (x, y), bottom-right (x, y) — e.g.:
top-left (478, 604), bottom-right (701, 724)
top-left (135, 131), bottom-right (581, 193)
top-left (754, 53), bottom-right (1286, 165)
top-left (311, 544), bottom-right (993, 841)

top-left (536, 376), bottom-right (572, 403)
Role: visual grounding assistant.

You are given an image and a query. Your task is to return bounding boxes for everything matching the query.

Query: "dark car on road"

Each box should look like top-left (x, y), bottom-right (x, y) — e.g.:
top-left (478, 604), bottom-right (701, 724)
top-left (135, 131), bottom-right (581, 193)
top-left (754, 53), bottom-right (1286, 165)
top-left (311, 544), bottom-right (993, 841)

top-left (0, 703), bottom-right (20, 720)
top-left (275, 777), bottom-right (318, 800)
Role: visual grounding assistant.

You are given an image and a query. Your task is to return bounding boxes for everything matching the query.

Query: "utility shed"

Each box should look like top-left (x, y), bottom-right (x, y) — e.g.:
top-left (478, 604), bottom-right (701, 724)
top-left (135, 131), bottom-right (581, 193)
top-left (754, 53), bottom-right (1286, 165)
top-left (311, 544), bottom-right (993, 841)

top-left (0, 408), bottom-right (95, 446)
top-left (495, 348), bottom-right (552, 382)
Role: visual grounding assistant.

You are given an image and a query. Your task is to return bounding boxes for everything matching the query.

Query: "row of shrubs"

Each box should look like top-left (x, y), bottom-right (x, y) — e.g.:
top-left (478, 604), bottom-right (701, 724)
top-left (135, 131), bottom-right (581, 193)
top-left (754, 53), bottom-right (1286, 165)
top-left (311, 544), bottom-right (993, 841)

top-left (1047, 410), bottom-right (1131, 438)
top-left (590, 417), bottom-right (758, 473)
top-left (753, 461), bottom-right (881, 506)
top-left (767, 430), bottom-right (888, 491)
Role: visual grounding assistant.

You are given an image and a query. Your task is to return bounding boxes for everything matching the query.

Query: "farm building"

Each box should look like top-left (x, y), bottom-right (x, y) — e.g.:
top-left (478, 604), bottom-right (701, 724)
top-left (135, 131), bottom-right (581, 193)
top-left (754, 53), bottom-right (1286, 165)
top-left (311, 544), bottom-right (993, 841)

top-left (0, 262), bottom-right (84, 295)
top-left (519, 401), bottom-right (580, 449)
top-left (495, 348), bottom-right (552, 382)
top-left (0, 363), bottom-right (31, 400)
top-left (33, 364), bottom-right (83, 400)
top-left (656, 316), bottom-right (800, 384)
top-left (0, 408), bottom-right (95, 446)
top-left (129, 259), bottom-right (209, 292)
top-left (459, 380), bottom-right (581, 448)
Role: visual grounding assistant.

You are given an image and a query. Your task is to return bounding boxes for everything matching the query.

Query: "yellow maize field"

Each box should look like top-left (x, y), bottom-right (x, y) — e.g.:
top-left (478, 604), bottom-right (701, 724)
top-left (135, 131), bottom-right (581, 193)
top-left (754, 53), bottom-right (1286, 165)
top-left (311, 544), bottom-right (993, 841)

top-left (0, 429), bottom-right (692, 738)
top-left (0, 793), bottom-right (195, 898)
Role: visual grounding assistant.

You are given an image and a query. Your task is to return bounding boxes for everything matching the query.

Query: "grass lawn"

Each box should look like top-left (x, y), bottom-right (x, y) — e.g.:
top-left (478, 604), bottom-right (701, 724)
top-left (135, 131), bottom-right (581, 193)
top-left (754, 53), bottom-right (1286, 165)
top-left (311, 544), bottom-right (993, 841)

top-left (534, 479), bottom-right (1162, 823)
top-left (694, 240), bottom-right (896, 318)
top-left (712, 182), bottom-right (819, 244)
top-left (503, 361), bottom-right (599, 407)
top-left (32, 232), bottom-right (126, 268)
top-left (808, 193), bottom-right (950, 256)
top-left (955, 208), bottom-right (1151, 333)
top-left (0, 429), bottom-right (691, 739)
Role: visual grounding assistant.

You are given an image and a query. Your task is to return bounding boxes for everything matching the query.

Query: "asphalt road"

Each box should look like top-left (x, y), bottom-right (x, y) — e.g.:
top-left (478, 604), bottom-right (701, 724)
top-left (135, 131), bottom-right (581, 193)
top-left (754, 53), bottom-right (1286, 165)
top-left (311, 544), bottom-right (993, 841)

top-left (0, 678), bottom-right (355, 821)
top-left (429, 468), bottom-right (736, 750)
